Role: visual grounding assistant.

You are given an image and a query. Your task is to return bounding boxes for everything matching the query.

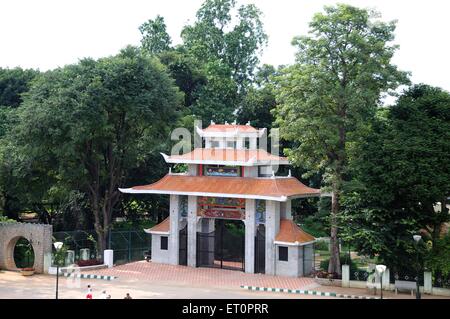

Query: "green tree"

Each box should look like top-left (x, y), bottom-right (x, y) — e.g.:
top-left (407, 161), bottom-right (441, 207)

top-left (14, 46), bottom-right (182, 254)
top-left (0, 67), bottom-right (39, 108)
top-left (273, 4), bottom-right (409, 275)
top-left (181, 0), bottom-right (267, 90)
top-left (237, 64), bottom-right (278, 129)
top-left (139, 15), bottom-right (172, 55)
top-left (341, 84), bottom-right (450, 273)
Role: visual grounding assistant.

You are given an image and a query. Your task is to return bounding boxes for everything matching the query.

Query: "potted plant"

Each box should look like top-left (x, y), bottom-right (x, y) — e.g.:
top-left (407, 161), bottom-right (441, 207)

top-left (20, 267), bottom-right (35, 276)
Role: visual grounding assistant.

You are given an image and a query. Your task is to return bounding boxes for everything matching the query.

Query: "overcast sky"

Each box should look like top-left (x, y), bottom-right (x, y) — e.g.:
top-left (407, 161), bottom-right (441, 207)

top-left (1, 0), bottom-right (449, 92)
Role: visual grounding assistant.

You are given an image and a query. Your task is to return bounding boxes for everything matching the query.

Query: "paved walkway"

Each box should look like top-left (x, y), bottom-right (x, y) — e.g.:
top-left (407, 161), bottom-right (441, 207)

top-left (82, 261), bottom-right (318, 290)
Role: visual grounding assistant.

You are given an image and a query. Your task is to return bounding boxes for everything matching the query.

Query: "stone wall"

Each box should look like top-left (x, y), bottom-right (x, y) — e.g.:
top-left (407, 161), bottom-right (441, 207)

top-left (0, 222), bottom-right (53, 273)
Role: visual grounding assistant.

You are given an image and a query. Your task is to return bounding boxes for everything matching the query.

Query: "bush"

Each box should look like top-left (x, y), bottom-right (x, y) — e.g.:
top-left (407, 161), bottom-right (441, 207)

top-left (320, 254), bottom-right (358, 273)
top-left (314, 240), bottom-right (329, 251)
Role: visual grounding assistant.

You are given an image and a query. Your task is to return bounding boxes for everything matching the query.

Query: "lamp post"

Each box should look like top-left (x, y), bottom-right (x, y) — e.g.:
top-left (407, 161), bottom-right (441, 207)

top-left (54, 241), bottom-right (63, 300)
top-left (413, 235), bottom-right (422, 299)
top-left (376, 264), bottom-right (386, 299)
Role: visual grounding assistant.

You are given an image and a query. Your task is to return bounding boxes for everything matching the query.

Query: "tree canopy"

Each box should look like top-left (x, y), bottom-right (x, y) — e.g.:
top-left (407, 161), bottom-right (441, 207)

top-left (273, 4), bottom-right (409, 274)
top-left (11, 46), bottom-right (182, 252)
top-left (341, 84), bottom-right (450, 273)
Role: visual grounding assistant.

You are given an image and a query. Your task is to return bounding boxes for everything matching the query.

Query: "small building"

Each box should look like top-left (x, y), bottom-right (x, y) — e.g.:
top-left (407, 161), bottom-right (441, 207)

top-left (120, 122), bottom-right (321, 277)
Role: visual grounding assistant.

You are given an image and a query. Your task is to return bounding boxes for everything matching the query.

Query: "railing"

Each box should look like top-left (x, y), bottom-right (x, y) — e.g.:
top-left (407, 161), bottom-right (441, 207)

top-left (53, 229), bottom-right (151, 265)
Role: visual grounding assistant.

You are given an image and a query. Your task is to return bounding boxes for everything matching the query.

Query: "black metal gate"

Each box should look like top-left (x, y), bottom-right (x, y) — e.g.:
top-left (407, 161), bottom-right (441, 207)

top-left (197, 219), bottom-right (244, 271)
top-left (179, 226), bottom-right (187, 266)
top-left (255, 224), bottom-right (265, 274)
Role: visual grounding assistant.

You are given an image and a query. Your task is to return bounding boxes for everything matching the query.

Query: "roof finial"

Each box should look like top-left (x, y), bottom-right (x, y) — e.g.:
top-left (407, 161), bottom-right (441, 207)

top-left (210, 120), bottom-right (215, 125)
top-left (225, 121), bottom-right (228, 125)
top-left (246, 121), bottom-right (251, 126)
top-left (232, 120), bottom-right (237, 125)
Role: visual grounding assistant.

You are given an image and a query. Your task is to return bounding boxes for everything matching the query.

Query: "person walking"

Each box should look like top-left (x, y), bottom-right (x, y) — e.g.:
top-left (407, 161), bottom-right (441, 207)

top-left (86, 285), bottom-right (93, 299)
top-left (124, 293), bottom-right (132, 299)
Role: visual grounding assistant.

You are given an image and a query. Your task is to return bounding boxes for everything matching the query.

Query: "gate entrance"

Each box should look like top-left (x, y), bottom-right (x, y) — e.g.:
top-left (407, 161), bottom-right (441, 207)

top-left (197, 219), bottom-right (244, 271)
top-left (179, 226), bottom-right (187, 266)
top-left (254, 224), bottom-right (265, 274)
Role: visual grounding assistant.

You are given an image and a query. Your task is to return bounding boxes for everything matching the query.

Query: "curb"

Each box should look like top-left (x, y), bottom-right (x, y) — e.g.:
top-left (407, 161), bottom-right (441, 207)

top-left (240, 285), bottom-right (380, 299)
top-left (63, 273), bottom-right (117, 281)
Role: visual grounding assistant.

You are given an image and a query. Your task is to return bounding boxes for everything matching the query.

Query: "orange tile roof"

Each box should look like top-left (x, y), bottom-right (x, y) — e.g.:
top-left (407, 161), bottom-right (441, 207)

top-left (123, 175), bottom-right (320, 200)
top-left (168, 148), bottom-right (288, 163)
top-left (147, 217), bottom-right (170, 233)
top-left (275, 219), bottom-right (315, 244)
top-left (204, 124), bottom-right (258, 132)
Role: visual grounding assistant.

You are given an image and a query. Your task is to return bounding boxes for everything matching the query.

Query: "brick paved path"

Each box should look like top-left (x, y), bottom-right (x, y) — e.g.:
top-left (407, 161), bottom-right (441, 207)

top-left (84, 261), bottom-right (318, 290)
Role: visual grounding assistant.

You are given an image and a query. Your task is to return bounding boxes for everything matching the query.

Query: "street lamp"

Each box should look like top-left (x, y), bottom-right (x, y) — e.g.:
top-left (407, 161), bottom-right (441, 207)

top-left (54, 241), bottom-right (64, 300)
top-left (413, 235), bottom-right (422, 299)
top-left (376, 264), bottom-right (387, 299)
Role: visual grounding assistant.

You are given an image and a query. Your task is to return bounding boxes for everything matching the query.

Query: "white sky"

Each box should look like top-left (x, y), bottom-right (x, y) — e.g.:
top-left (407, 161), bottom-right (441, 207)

top-left (1, 0), bottom-right (449, 92)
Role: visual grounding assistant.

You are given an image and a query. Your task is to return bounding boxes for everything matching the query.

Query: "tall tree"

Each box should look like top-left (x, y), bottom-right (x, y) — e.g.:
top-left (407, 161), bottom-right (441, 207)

top-left (341, 84), bottom-right (450, 273)
top-left (237, 64), bottom-right (278, 129)
top-left (15, 46), bottom-right (182, 254)
top-left (139, 15), bottom-right (172, 55)
top-left (182, 0), bottom-right (267, 89)
top-left (273, 4), bottom-right (408, 275)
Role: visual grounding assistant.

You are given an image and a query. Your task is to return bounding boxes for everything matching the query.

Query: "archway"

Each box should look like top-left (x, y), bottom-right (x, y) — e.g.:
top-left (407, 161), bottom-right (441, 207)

top-left (0, 222), bottom-right (52, 273)
top-left (13, 237), bottom-right (35, 269)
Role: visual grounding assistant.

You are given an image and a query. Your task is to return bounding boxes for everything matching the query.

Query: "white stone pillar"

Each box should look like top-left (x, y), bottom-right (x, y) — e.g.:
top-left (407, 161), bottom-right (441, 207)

top-left (65, 250), bottom-right (75, 266)
top-left (382, 268), bottom-right (390, 290)
top-left (265, 200), bottom-right (280, 275)
top-left (104, 249), bottom-right (114, 268)
top-left (342, 264), bottom-right (350, 287)
top-left (249, 137), bottom-right (257, 150)
top-left (285, 200), bottom-right (292, 220)
top-left (245, 199), bottom-right (256, 273)
top-left (187, 195), bottom-right (198, 267)
top-left (169, 195), bottom-right (180, 265)
top-left (80, 248), bottom-right (90, 261)
top-left (424, 271), bottom-right (432, 294)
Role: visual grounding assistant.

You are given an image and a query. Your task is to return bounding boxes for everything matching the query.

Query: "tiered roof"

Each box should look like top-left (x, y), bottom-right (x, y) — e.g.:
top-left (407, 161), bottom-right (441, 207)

top-left (119, 174), bottom-right (320, 201)
top-left (162, 148), bottom-right (289, 166)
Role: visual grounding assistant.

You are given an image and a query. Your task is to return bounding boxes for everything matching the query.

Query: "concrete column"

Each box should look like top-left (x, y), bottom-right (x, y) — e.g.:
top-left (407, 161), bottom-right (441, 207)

top-left (285, 200), bottom-right (292, 220)
top-left (80, 248), bottom-right (90, 261)
top-left (245, 199), bottom-right (256, 273)
top-left (169, 195), bottom-right (180, 265)
top-left (200, 218), bottom-right (215, 266)
top-left (342, 264), bottom-right (350, 288)
top-left (65, 250), bottom-right (75, 266)
top-left (265, 200), bottom-right (280, 275)
top-left (424, 271), bottom-right (432, 294)
top-left (236, 137), bottom-right (244, 149)
top-left (205, 138), bottom-right (211, 148)
top-left (188, 165), bottom-right (198, 176)
top-left (43, 252), bottom-right (52, 274)
top-left (104, 250), bottom-right (114, 268)
top-left (382, 268), bottom-right (390, 290)
top-left (187, 195), bottom-right (198, 267)
top-left (249, 137), bottom-right (257, 150)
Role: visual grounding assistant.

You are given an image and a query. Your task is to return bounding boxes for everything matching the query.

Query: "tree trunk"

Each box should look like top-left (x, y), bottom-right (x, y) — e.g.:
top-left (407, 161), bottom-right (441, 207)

top-left (328, 184), bottom-right (341, 275)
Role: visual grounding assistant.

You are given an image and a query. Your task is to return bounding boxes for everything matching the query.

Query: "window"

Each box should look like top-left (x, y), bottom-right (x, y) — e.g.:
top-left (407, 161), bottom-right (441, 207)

top-left (160, 236), bottom-right (168, 250)
top-left (211, 140), bottom-right (220, 148)
top-left (226, 141), bottom-right (236, 148)
top-left (278, 246), bottom-right (288, 261)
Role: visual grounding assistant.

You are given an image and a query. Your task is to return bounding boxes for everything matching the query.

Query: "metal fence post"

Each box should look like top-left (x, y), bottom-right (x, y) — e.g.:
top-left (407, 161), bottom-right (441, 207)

top-left (128, 230), bottom-right (132, 262)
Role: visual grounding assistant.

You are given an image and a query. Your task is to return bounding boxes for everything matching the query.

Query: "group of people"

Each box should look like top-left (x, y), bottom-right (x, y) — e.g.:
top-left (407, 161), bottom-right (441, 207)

top-left (86, 285), bottom-right (132, 299)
